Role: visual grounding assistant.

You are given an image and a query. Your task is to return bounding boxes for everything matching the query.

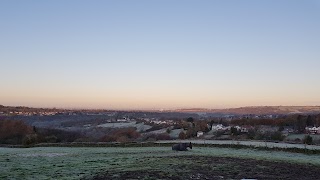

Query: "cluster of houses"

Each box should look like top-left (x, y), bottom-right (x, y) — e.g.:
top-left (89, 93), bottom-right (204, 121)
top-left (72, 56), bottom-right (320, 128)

top-left (196, 124), bottom-right (254, 138)
top-left (141, 118), bottom-right (176, 125)
top-left (0, 111), bottom-right (59, 116)
top-left (305, 126), bottom-right (320, 134)
top-left (211, 124), bottom-right (253, 133)
top-left (207, 124), bottom-right (320, 137)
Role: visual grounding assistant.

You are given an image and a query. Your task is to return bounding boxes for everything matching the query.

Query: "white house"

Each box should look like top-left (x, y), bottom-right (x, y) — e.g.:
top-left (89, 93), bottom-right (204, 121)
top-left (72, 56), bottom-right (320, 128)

top-left (197, 131), bottom-right (204, 137)
top-left (212, 124), bottom-right (226, 131)
top-left (306, 126), bottom-right (319, 134)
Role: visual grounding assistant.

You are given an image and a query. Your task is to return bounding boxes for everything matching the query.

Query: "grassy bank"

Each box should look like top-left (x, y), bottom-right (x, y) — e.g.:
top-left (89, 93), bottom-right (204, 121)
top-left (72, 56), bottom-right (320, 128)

top-left (1, 146), bottom-right (320, 179)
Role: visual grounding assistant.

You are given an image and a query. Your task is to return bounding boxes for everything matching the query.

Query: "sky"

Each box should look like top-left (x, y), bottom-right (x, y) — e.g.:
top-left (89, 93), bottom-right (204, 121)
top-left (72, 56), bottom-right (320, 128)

top-left (0, 0), bottom-right (320, 110)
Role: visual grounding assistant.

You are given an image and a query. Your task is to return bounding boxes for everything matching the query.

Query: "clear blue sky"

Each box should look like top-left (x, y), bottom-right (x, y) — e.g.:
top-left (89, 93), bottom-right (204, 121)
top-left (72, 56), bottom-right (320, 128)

top-left (1, 0), bottom-right (320, 109)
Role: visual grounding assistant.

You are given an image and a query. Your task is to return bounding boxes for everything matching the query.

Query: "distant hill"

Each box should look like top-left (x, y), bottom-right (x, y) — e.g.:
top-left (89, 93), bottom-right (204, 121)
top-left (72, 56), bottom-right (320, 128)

top-left (175, 106), bottom-right (320, 115)
top-left (1, 105), bottom-right (320, 115)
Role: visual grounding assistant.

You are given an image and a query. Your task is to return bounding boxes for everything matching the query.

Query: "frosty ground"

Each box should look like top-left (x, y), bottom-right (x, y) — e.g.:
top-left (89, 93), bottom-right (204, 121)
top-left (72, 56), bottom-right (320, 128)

top-left (1, 146), bottom-right (320, 179)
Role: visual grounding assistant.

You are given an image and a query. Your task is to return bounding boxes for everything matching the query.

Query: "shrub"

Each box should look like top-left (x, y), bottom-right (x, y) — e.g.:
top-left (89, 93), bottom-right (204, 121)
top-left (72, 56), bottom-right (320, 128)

top-left (45, 135), bottom-right (58, 143)
top-left (230, 127), bottom-right (241, 136)
top-left (247, 129), bottom-right (256, 139)
top-left (166, 128), bottom-right (171, 134)
top-left (22, 134), bottom-right (38, 145)
top-left (179, 131), bottom-right (186, 139)
top-left (270, 131), bottom-right (284, 141)
top-left (303, 135), bottom-right (313, 145)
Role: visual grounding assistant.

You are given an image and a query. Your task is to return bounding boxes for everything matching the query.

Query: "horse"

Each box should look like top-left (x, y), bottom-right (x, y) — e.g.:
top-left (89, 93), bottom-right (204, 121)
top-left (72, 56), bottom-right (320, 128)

top-left (172, 142), bottom-right (192, 151)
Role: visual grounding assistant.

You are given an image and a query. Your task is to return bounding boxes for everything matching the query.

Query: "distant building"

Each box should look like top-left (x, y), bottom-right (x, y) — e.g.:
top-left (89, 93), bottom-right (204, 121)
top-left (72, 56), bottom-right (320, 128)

top-left (197, 131), bottom-right (204, 137)
top-left (240, 125), bottom-right (254, 133)
top-left (212, 124), bottom-right (225, 131)
top-left (305, 126), bottom-right (319, 134)
top-left (117, 119), bottom-right (127, 122)
top-left (281, 126), bottom-right (294, 136)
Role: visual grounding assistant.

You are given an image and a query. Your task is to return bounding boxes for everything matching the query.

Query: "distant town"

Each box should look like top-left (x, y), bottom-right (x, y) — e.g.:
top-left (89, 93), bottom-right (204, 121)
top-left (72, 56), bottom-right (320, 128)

top-left (1, 105), bottom-right (320, 146)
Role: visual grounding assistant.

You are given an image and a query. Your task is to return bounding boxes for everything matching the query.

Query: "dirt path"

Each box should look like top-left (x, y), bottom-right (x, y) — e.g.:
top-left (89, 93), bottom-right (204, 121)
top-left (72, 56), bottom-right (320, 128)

top-left (89, 156), bottom-right (320, 180)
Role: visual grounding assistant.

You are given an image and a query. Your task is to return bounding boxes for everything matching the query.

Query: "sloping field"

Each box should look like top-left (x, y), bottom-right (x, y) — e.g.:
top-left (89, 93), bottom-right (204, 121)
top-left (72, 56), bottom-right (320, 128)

top-left (1, 146), bottom-right (320, 179)
top-left (97, 121), bottom-right (152, 132)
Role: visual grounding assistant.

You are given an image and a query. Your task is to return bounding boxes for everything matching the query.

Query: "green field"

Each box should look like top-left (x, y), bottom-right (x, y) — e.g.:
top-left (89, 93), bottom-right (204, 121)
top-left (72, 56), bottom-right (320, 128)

top-left (1, 146), bottom-right (320, 179)
top-left (286, 134), bottom-right (320, 142)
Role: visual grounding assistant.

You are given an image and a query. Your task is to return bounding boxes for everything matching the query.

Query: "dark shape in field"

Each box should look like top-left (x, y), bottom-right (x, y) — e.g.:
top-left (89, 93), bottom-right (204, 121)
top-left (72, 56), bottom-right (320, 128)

top-left (172, 142), bottom-right (192, 151)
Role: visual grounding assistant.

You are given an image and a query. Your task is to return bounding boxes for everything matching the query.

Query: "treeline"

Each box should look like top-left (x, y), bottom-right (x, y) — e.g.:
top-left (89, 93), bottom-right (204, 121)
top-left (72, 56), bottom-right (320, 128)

top-left (0, 119), bottom-right (145, 145)
top-left (0, 120), bottom-right (83, 145)
top-left (0, 120), bottom-right (33, 144)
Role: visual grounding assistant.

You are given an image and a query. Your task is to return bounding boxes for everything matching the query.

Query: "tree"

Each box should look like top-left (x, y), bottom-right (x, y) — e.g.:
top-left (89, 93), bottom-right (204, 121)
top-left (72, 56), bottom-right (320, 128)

top-left (230, 127), bottom-right (240, 136)
top-left (166, 128), bottom-right (171, 134)
top-left (195, 121), bottom-right (209, 132)
top-left (186, 117), bottom-right (194, 123)
top-left (0, 120), bottom-right (33, 144)
top-left (181, 121), bottom-right (190, 130)
top-left (306, 115), bottom-right (313, 127)
top-left (316, 114), bottom-right (320, 126)
top-left (178, 131), bottom-right (186, 139)
top-left (295, 115), bottom-right (306, 133)
top-left (186, 128), bottom-right (196, 138)
top-left (270, 131), bottom-right (284, 141)
top-left (303, 135), bottom-right (313, 145)
top-left (247, 129), bottom-right (256, 139)
top-left (278, 126), bottom-right (284, 132)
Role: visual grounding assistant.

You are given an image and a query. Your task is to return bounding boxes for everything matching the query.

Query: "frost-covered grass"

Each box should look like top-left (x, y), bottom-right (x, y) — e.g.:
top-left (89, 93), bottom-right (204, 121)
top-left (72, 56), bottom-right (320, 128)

top-left (169, 128), bottom-right (184, 138)
top-left (97, 121), bottom-right (152, 131)
top-left (159, 139), bottom-right (320, 150)
top-left (286, 134), bottom-right (320, 141)
top-left (1, 146), bottom-right (320, 179)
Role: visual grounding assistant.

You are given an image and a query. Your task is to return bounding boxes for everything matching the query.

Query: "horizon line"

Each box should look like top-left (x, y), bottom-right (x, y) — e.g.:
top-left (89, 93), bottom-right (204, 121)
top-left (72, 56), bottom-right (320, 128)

top-left (1, 104), bottom-right (320, 111)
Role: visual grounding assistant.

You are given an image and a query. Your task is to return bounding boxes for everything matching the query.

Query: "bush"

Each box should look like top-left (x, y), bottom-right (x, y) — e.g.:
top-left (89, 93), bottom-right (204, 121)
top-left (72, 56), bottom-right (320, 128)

top-left (230, 127), bottom-right (241, 136)
top-left (179, 131), bottom-right (186, 139)
top-left (22, 134), bottom-right (38, 145)
top-left (166, 128), bottom-right (171, 134)
top-left (247, 129), bottom-right (256, 139)
top-left (270, 131), bottom-right (284, 141)
top-left (303, 135), bottom-right (313, 145)
top-left (45, 135), bottom-right (58, 143)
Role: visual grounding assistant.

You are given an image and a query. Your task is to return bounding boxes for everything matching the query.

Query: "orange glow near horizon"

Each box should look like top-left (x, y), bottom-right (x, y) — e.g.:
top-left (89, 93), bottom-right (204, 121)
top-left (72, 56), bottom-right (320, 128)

top-left (1, 85), bottom-right (319, 110)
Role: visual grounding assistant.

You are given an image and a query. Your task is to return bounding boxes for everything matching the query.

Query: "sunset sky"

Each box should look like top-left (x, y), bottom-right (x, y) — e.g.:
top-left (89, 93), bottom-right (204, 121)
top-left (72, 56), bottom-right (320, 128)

top-left (1, 0), bottom-right (320, 110)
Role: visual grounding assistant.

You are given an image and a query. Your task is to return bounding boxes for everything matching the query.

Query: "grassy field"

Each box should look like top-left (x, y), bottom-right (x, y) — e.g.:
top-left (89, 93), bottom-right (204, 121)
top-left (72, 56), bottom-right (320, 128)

top-left (286, 134), bottom-right (320, 142)
top-left (1, 146), bottom-right (320, 179)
